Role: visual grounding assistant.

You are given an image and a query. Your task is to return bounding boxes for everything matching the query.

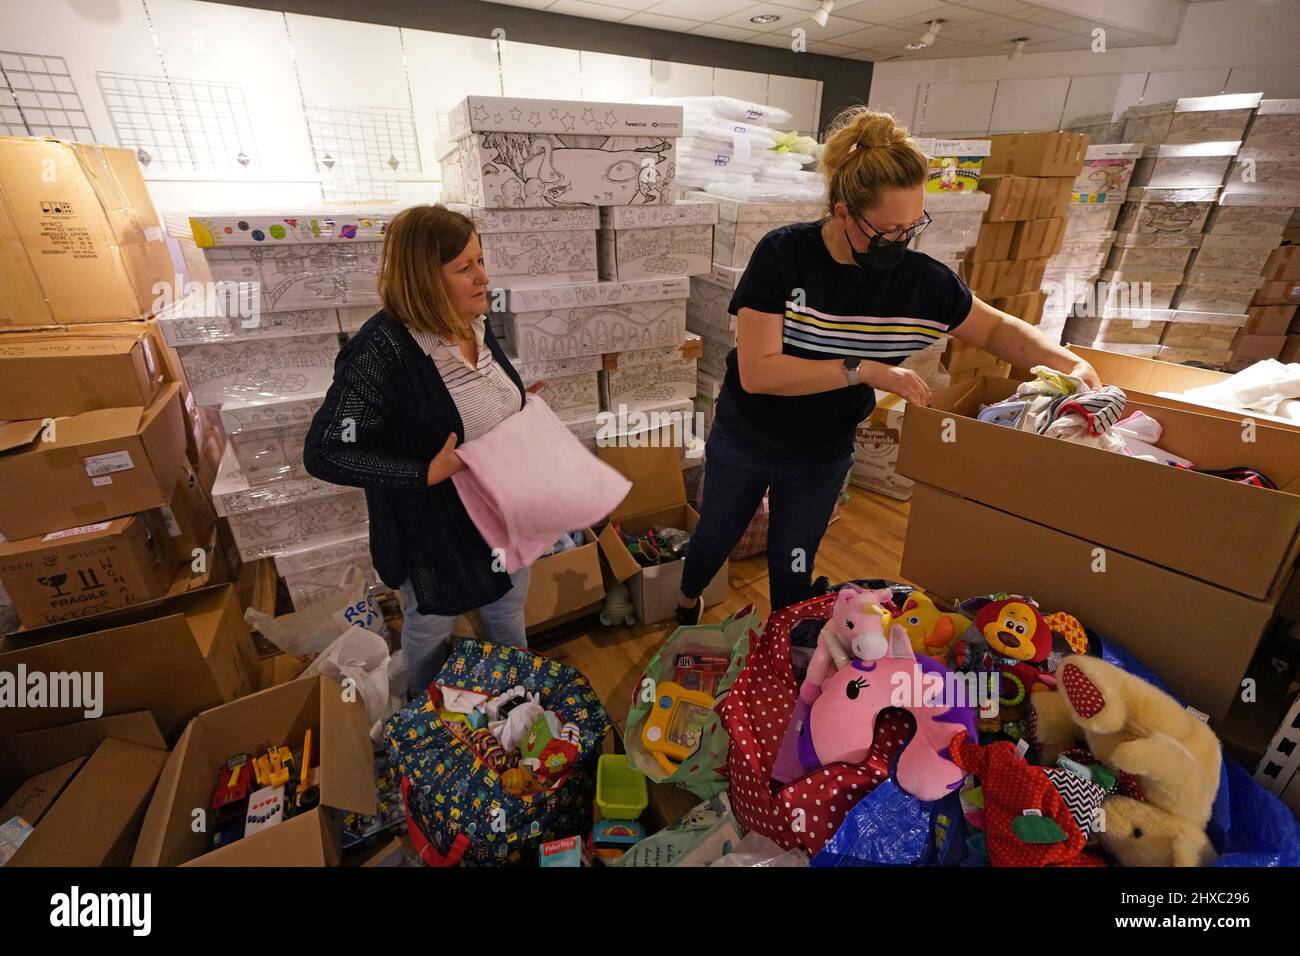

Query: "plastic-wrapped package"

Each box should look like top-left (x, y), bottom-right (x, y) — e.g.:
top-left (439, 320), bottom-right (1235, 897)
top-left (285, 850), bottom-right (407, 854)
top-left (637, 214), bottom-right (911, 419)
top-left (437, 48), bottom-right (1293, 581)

top-left (639, 95), bottom-right (793, 126)
top-left (710, 832), bottom-right (808, 867)
top-left (702, 179), bottom-right (827, 203)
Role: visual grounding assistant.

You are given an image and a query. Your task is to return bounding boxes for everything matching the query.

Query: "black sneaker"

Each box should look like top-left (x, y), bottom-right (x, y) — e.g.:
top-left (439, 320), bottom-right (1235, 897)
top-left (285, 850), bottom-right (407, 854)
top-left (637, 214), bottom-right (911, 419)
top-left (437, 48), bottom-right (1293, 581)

top-left (675, 598), bottom-right (703, 627)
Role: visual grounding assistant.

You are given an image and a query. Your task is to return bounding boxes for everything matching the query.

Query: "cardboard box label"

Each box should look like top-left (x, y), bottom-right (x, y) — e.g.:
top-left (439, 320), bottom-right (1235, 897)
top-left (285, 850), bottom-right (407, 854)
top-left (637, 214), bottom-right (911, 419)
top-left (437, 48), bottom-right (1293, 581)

top-left (83, 450), bottom-right (135, 477)
top-left (91, 476), bottom-right (112, 487)
top-left (42, 522), bottom-right (112, 542)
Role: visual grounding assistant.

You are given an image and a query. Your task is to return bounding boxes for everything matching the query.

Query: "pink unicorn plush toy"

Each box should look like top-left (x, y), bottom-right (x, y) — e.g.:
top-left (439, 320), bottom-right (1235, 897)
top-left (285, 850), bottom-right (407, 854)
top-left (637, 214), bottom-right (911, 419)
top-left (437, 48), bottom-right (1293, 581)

top-left (797, 623), bottom-right (976, 801)
top-left (800, 584), bottom-right (897, 705)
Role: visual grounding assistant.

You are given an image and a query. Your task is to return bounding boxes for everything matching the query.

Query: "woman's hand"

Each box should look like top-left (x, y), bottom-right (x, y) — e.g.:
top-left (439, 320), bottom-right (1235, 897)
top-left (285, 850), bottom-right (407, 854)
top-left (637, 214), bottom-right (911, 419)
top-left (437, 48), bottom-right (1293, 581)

top-left (426, 433), bottom-right (465, 486)
top-left (1069, 360), bottom-right (1102, 390)
top-left (863, 362), bottom-right (931, 407)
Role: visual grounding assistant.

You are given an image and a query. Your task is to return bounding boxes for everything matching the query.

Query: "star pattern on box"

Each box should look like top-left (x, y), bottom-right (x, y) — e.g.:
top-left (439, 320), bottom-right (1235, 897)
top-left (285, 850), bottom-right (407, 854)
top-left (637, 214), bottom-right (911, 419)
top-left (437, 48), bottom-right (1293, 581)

top-left (548, 107), bottom-right (560, 120)
top-left (472, 104), bottom-right (489, 124)
top-left (492, 112), bottom-right (503, 124)
top-left (527, 111), bottom-right (542, 127)
top-left (509, 106), bottom-right (522, 121)
top-left (560, 112), bottom-right (576, 131)
top-left (581, 107), bottom-right (595, 125)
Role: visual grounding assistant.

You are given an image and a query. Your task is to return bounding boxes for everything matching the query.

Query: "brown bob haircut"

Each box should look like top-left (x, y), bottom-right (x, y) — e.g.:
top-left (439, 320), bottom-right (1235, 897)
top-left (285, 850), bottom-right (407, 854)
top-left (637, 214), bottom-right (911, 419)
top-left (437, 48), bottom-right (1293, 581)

top-left (379, 203), bottom-right (478, 338)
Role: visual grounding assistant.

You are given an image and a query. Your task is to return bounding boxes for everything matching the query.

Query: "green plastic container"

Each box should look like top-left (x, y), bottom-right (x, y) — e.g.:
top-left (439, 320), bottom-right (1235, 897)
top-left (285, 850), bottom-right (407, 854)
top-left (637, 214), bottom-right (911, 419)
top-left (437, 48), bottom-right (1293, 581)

top-left (596, 754), bottom-right (649, 820)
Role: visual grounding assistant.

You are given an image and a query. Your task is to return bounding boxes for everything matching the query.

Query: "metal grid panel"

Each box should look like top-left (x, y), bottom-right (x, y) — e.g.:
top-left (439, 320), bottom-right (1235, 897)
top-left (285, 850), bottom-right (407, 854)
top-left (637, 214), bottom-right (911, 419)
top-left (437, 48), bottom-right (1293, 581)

top-left (0, 51), bottom-right (95, 141)
top-left (96, 70), bottom-right (257, 169)
top-left (306, 101), bottom-right (420, 202)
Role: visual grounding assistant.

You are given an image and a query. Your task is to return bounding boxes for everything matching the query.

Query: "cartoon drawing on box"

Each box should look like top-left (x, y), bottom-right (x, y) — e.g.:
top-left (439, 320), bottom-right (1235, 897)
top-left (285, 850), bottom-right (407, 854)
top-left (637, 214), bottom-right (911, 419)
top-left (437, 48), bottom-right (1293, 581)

top-left (480, 133), bottom-right (671, 207)
top-left (231, 370), bottom-right (309, 395)
top-left (1084, 163), bottom-right (1128, 196)
top-left (939, 157), bottom-right (958, 190)
top-left (514, 305), bottom-right (675, 360)
top-left (1142, 205), bottom-right (1200, 234)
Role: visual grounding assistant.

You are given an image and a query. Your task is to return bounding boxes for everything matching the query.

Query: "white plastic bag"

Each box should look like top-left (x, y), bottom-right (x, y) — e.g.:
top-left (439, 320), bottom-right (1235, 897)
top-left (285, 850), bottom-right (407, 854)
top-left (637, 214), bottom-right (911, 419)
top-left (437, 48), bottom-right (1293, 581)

top-left (301, 623), bottom-right (401, 741)
top-left (244, 564), bottom-right (383, 662)
top-left (709, 832), bottom-right (808, 867)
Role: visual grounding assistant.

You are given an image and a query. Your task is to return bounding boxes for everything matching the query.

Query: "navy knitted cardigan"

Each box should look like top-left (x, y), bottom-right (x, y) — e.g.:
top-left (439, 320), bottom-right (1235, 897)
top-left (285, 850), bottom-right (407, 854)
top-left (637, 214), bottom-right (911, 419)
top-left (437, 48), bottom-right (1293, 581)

top-left (303, 310), bottom-right (525, 616)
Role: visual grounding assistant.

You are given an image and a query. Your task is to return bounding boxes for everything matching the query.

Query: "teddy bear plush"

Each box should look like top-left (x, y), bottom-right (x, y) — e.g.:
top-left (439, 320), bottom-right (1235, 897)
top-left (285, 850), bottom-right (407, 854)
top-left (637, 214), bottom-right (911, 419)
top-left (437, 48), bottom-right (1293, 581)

top-left (1031, 655), bottom-right (1221, 867)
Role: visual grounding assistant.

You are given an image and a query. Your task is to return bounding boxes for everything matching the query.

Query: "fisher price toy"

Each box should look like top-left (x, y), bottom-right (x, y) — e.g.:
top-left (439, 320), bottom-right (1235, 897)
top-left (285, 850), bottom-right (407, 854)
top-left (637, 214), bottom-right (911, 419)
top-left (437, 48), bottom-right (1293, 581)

top-left (641, 681), bottom-right (714, 775)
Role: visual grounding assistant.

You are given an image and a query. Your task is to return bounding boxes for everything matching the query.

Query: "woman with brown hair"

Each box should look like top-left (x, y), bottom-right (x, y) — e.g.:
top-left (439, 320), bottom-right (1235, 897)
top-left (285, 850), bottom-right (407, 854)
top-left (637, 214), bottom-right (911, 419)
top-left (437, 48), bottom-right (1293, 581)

top-left (304, 204), bottom-right (539, 693)
top-left (675, 107), bottom-right (1101, 625)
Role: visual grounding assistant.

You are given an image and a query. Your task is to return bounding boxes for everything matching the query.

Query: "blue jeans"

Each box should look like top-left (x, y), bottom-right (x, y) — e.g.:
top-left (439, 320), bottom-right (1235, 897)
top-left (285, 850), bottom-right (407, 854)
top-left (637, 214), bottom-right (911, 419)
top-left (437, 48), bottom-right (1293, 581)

top-left (680, 419), bottom-right (852, 612)
top-left (399, 566), bottom-right (531, 697)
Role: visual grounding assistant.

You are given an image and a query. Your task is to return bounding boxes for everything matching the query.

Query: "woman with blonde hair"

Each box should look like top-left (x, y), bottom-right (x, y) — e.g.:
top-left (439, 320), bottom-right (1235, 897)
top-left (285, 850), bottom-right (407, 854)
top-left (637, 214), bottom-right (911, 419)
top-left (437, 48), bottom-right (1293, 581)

top-left (305, 204), bottom-right (540, 693)
top-left (675, 107), bottom-right (1100, 624)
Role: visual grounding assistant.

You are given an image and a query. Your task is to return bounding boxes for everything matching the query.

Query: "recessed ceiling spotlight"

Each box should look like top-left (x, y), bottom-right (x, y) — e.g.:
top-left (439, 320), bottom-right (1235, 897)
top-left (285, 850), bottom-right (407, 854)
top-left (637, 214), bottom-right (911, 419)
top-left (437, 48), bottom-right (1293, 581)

top-left (918, 19), bottom-right (944, 46)
top-left (812, 1), bottom-right (834, 28)
top-left (1009, 36), bottom-right (1028, 60)
top-left (750, 13), bottom-right (781, 23)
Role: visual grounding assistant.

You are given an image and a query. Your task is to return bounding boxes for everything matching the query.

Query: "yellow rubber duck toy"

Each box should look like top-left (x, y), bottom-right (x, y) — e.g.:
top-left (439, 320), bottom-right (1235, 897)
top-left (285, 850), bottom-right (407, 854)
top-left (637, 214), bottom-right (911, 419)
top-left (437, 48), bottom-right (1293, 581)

top-left (887, 591), bottom-right (972, 661)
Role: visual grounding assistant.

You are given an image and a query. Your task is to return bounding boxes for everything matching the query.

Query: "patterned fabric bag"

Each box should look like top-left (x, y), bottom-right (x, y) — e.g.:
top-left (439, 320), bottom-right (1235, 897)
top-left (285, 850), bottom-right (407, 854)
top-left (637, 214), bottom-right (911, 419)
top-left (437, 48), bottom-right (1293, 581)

top-left (385, 640), bottom-right (610, 867)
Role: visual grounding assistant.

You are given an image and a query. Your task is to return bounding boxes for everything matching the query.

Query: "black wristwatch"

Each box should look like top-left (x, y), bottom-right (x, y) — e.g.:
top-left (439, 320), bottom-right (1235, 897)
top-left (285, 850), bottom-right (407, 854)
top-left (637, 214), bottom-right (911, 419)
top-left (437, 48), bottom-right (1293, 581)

top-left (843, 356), bottom-right (862, 388)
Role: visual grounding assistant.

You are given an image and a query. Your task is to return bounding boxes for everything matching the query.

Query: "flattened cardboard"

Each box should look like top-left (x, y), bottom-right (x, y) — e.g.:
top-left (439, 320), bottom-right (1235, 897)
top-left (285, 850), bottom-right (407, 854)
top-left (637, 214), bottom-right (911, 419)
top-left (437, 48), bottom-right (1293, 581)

top-left (897, 374), bottom-right (1300, 599)
top-left (7, 737), bottom-right (168, 866)
top-left (131, 676), bottom-right (375, 867)
top-left (901, 483), bottom-right (1289, 724)
top-left (0, 383), bottom-right (187, 540)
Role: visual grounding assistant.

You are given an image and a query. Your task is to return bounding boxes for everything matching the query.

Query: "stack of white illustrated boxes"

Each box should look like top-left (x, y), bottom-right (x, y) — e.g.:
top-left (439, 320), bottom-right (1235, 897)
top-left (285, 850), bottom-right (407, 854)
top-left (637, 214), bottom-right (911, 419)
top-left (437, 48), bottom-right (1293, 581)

top-left (161, 211), bottom-right (389, 608)
top-left (1221, 100), bottom-right (1300, 369)
top-left (1074, 93), bottom-right (1267, 367)
top-left (1052, 143), bottom-right (1143, 346)
top-left (439, 95), bottom-right (708, 461)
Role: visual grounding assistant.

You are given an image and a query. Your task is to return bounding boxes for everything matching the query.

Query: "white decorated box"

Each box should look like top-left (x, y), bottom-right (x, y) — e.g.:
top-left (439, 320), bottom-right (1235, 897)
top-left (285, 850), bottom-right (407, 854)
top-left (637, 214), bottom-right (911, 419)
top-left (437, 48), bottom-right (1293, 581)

top-left (449, 203), bottom-right (598, 288)
top-left (1114, 187), bottom-right (1218, 236)
top-left (501, 277), bottom-right (689, 363)
top-left (204, 242), bottom-right (382, 313)
top-left (1160, 321), bottom-right (1241, 351)
top-left (1189, 235), bottom-right (1279, 274)
top-left (1224, 146), bottom-right (1300, 198)
top-left (212, 447), bottom-right (367, 562)
top-left (1244, 100), bottom-right (1300, 149)
top-left (1203, 195), bottom-right (1297, 236)
top-left (1065, 203), bottom-right (1123, 236)
top-left (228, 420), bottom-right (313, 486)
top-left (599, 338), bottom-right (699, 411)
top-left (1070, 144), bottom-right (1144, 203)
top-left (1128, 143), bottom-right (1239, 190)
top-left (693, 323), bottom-right (735, 378)
top-left (1175, 269), bottom-right (1266, 314)
top-left (1099, 269), bottom-right (1184, 310)
top-left (1120, 94), bottom-right (1261, 147)
top-left (163, 330), bottom-right (341, 412)
top-left (540, 372), bottom-right (601, 421)
top-left (1067, 112), bottom-right (1128, 146)
top-left (442, 96), bottom-right (683, 209)
top-left (177, 210), bottom-right (395, 248)
top-left (1106, 237), bottom-right (1198, 273)
top-left (1064, 315), bottom-right (1168, 346)
top-left (598, 201), bottom-right (718, 281)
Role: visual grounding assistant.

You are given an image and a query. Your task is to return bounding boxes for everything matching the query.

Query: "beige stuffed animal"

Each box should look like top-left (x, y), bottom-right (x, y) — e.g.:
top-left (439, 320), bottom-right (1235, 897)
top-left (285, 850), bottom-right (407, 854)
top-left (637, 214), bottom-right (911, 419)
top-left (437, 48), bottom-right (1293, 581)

top-left (1031, 655), bottom-right (1221, 867)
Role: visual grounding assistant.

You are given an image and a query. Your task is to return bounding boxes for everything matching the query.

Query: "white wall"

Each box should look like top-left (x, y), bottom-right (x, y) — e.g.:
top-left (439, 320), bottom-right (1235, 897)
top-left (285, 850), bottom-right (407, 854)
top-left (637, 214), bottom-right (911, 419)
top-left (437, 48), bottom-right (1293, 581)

top-left (0, 0), bottom-right (821, 213)
top-left (868, 0), bottom-right (1300, 137)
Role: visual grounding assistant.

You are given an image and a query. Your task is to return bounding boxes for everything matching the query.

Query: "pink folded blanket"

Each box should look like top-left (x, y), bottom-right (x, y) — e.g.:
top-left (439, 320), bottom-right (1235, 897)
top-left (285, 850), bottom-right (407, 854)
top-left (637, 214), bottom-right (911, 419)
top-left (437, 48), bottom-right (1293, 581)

top-left (451, 395), bottom-right (632, 573)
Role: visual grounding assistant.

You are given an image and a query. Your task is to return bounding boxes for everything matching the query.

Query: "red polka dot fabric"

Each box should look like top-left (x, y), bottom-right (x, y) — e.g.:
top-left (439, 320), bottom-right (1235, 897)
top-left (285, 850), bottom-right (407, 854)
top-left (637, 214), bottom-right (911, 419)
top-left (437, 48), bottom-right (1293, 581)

top-left (1061, 663), bottom-right (1105, 719)
top-left (719, 593), bottom-right (913, 856)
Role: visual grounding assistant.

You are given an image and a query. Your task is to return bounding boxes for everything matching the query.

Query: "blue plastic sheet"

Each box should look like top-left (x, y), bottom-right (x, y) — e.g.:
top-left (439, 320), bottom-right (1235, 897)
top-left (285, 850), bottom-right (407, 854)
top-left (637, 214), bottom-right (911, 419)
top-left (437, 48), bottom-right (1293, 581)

top-left (810, 780), bottom-right (933, 867)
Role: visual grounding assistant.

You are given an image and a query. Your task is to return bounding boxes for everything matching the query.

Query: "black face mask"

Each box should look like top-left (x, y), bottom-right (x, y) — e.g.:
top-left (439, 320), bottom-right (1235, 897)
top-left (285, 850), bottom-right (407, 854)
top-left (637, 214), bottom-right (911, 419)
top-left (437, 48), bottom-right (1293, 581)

top-left (844, 229), bottom-right (910, 270)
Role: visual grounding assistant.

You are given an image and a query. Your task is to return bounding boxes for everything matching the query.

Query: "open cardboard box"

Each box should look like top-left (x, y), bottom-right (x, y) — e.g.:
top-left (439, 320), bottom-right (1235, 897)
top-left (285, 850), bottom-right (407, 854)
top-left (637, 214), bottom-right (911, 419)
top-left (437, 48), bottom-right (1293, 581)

top-left (0, 711), bottom-right (168, 866)
top-left (0, 383), bottom-right (188, 540)
top-left (132, 676), bottom-right (376, 867)
top-left (1069, 345), bottom-right (1300, 433)
top-left (0, 584), bottom-right (259, 741)
top-left (901, 482), bottom-right (1294, 726)
top-left (897, 373), bottom-right (1300, 600)
top-left (596, 443), bottom-right (728, 625)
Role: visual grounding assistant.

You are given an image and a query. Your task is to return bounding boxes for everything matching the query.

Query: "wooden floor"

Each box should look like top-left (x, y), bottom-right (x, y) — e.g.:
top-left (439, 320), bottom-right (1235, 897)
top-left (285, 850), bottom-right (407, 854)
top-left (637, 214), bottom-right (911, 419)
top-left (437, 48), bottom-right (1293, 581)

top-left (545, 485), bottom-right (912, 734)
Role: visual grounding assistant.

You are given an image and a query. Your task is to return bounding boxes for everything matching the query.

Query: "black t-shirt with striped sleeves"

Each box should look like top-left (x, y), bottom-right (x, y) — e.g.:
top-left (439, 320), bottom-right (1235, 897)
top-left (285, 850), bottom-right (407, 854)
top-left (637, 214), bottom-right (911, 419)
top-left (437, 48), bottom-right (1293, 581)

top-left (718, 219), bottom-right (973, 460)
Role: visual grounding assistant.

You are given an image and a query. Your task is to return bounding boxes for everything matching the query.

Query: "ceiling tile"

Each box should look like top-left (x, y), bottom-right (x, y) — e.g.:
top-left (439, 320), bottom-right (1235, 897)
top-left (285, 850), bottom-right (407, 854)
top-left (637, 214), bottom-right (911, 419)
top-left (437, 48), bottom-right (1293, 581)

top-left (832, 23), bottom-right (915, 48)
top-left (623, 10), bottom-right (708, 28)
top-left (559, 0), bottom-right (661, 8)
top-left (480, 0), bottom-right (557, 8)
top-left (901, 38), bottom-right (1000, 59)
top-left (807, 40), bottom-right (857, 55)
top-left (546, 0), bottom-right (635, 21)
top-left (1025, 35), bottom-right (1093, 53)
top-left (936, 16), bottom-right (1002, 41)
top-left (687, 22), bottom-right (763, 40)
top-left (830, 0), bottom-right (939, 25)
top-left (715, 2), bottom-right (803, 31)
top-left (958, 0), bottom-right (1032, 15)
top-left (644, 0), bottom-right (753, 19)
top-left (746, 31), bottom-right (805, 48)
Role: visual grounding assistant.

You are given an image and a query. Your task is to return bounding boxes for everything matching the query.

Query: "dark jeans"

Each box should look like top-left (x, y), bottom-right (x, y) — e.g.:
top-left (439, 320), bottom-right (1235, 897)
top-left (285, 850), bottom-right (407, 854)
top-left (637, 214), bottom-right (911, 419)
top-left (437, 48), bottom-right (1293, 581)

top-left (680, 417), bottom-right (853, 612)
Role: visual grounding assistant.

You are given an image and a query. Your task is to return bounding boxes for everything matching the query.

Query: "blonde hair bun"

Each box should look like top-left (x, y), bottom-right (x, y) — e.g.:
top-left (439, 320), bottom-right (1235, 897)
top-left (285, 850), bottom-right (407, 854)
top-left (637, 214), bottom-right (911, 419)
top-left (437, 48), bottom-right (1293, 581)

top-left (820, 106), bottom-right (928, 213)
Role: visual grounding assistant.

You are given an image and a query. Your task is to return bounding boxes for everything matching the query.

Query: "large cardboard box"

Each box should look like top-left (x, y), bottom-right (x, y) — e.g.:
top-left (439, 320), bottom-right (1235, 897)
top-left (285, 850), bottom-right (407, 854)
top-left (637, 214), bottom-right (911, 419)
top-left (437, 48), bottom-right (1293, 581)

top-left (990, 291), bottom-right (1046, 326)
top-left (0, 333), bottom-right (164, 421)
top-left (132, 676), bottom-right (376, 866)
top-left (442, 96), bottom-right (682, 209)
top-left (1244, 304), bottom-right (1298, 337)
top-left (594, 444), bottom-right (727, 625)
top-left (979, 175), bottom-right (1041, 222)
top-left (850, 391), bottom-right (910, 500)
top-left (1263, 245), bottom-right (1300, 281)
top-left (1008, 217), bottom-right (1065, 260)
top-left (0, 713), bottom-right (168, 867)
top-left (0, 138), bottom-right (173, 327)
top-left (0, 383), bottom-right (187, 540)
top-left (901, 482), bottom-right (1291, 724)
top-left (0, 513), bottom-right (174, 629)
top-left (983, 131), bottom-right (1089, 178)
top-left (970, 221), bottom-right (1015, 262)
top-left (897, 375), bottom-right (1300, 600)
top-left (963, 257), bottom-right (1049, 299)
top-left (1254, 279), bottom-right (1300, 305)
top-left (0, 585), bottom-right (258, 740)
top-left (159, 459), bottom-right (219, 569)
top-left (1228, 332), bottom-right (1287, 369)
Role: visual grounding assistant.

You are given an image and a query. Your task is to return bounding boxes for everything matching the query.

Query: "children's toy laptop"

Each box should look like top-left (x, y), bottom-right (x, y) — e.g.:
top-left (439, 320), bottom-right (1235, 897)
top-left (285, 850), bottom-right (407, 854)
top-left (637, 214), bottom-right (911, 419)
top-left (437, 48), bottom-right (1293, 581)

top-left (640, 681), bottom-right (714, 774)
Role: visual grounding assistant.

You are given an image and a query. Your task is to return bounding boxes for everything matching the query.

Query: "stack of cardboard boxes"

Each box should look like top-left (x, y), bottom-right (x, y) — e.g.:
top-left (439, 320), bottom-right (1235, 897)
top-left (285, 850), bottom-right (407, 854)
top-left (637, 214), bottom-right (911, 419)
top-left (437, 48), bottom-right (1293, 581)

top-left (1072, 94), bottom-right (1267, 368)
top-left (163, 212), bottom-right (387, 610)
top-left (1223, 100), bottom-right (1300, 369)
top-left (952, 131), bottom-right (1089, 382)
top-left (442, 94), bottom-right (725, 627)
top-left (0, 137), bottom-right (228, 631)
top-left (1046, 143), bottom-right (1144, 345)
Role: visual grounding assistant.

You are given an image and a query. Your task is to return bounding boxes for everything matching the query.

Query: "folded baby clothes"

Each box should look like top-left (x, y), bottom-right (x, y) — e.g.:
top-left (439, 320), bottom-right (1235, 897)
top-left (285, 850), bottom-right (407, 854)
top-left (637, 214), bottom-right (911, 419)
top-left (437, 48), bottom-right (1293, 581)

top-left (1176, 359), bottom-right (1300, 419)
top-left (452, 395), bottom-right (633, 574)
top-left (978, 399), bottom-right (1028, 428)
top-left (1113, 411), bottom-right (1193, 467)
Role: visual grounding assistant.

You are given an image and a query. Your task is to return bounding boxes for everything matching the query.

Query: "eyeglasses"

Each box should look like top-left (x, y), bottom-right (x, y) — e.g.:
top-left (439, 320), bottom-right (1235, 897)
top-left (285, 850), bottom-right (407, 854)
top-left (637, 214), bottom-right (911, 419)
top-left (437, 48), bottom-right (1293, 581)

top-left (852, 209), bottom-right (932, 245)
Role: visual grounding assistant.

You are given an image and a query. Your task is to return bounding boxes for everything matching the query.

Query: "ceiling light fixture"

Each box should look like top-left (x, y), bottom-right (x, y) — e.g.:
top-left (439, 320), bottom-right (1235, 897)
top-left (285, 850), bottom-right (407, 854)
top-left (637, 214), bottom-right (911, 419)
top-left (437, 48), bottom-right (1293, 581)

top-left (750, 13), bottom-right (780, 23)
top-left (918, 19), bottom-right (944, 46)
top-left (1009, 37), bottom-right (1028, 60)
top-left (812, 1), bottom-right (834, 28)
